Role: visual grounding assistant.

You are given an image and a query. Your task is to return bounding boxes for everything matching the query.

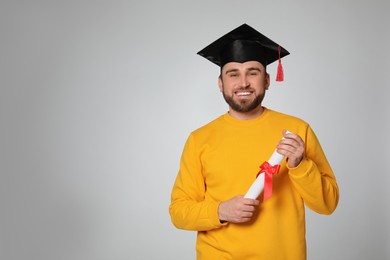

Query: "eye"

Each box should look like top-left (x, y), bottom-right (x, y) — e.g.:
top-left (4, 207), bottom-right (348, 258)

top-left (228, 73), bottom-right (238, 78)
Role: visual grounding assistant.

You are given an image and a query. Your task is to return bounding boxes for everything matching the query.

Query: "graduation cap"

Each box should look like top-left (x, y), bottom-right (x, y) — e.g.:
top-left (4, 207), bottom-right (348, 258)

top-left (197, 23), bottom-right (289, 81)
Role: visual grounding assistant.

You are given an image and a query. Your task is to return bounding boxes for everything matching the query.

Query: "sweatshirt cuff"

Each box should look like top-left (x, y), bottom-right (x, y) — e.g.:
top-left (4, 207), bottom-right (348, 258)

top-left (209, 201), bottom-right (228, 227)
top-left (287, 158), bottom-right (315, 184)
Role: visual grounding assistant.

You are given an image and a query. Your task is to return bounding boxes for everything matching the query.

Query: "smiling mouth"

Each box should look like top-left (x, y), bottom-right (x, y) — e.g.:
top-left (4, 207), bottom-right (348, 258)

top-left (235, 91), bottom-right (253, 97)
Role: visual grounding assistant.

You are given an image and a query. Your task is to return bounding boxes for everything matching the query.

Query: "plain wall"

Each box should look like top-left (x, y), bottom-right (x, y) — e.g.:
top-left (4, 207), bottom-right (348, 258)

top-left (1, 0), bottom-right (389, 259)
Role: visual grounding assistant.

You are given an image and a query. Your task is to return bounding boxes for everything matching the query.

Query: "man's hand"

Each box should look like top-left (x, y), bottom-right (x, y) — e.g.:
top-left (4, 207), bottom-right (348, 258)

top-left (218, 195), bottom-right (260, 223)
top-left (276, 130), bottom-right (305, 168)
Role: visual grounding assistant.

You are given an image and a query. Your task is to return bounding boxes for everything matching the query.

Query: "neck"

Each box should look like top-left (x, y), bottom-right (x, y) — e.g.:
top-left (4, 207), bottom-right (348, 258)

top-left (228, 105), bottom-right (264, 120)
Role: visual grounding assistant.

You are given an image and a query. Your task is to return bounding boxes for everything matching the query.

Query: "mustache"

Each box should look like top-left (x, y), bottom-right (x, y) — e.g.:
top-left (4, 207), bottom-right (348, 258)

top-left (234, 86), bottom-right (254, 91)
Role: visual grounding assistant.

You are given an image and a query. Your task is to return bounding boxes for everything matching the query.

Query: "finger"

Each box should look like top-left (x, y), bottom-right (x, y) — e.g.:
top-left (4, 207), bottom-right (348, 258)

top-left (278, 144), bottom-right (304, 159)
top-left (243, 211), bottom-right (254, 218)
top-left (238, 211), bottom-right (253, 220)
top-left (278, 143), bottom-right (297, 153)
top-left (278, 138), bottom-right (304, 154)
top-left (282, 129), bottom-right (295, 139)
top-left (282, 131), bottom-right (304, 144)
top-left (280, 136), bottom-right (300, 147)
top-left (243, 198), bottom-right (260, 206)
top-left (276, 143), bottom-right (296, 156)
top-left (242, 205), bottom-right (255, 212)
top-left (235, 217), bottom-right (251, 223)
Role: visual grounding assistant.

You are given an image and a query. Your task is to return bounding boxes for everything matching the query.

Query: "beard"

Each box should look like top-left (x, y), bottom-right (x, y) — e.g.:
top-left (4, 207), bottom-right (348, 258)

top-left (222, 88), bottom-right (265, 113)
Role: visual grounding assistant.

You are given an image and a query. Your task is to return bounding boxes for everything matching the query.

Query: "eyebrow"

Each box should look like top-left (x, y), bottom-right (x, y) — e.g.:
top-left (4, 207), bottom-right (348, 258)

top-left (247, 67), bottom-right (262, 72)
top-left (224, 68), bottom-right (239, 75)
top-left (224, 67), bottom-right (262, 74)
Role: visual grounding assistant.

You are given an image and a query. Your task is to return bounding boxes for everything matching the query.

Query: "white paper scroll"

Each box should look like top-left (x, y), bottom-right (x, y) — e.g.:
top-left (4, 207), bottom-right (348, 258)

top-left (244, 131), bottom-right (290, 199)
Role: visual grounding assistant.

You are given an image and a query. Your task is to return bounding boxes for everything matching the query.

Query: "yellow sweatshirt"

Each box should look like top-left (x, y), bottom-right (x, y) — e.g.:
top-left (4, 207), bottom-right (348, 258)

top-left (169, 108), bottom-right (339, 260)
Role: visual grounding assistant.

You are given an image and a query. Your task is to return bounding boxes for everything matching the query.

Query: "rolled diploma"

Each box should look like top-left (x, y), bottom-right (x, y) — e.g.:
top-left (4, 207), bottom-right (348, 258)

top-left (244, 132), bottom-right (289, 199)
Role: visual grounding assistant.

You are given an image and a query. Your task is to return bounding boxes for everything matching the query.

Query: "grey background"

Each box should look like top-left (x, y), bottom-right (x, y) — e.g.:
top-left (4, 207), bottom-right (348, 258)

top-left (1, 0), bottom-right (389, 259)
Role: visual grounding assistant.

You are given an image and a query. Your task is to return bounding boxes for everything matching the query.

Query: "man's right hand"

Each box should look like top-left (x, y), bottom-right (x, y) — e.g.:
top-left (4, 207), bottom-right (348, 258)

top-left (218, 195), bottom-right (260, 223)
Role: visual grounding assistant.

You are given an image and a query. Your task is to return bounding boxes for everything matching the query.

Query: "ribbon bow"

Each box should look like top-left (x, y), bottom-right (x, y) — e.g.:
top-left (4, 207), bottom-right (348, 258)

top-left (256, 161), bottom-right (281, 201)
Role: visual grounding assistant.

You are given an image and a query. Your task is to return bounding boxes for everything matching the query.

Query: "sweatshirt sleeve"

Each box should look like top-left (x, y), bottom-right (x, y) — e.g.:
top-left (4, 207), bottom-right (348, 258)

top-left (287, 125), bottom-right (339, 215)
top-left (169, 134), bottom-right (225, 231)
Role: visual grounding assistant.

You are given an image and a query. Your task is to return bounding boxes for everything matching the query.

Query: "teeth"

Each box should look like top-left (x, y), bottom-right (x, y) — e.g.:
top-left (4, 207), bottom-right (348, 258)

top-left (236, 92), bottom-right (251, 96)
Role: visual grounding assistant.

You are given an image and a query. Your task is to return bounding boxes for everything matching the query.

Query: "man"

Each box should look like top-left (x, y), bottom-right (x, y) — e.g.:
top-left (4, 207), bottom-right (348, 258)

top-left (169, 24), bottom-right (339, 260)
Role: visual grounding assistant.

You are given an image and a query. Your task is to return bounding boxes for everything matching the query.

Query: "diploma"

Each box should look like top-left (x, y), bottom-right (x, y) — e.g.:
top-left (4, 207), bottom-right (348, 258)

top-left (244, 131), bottom-right (290, 200)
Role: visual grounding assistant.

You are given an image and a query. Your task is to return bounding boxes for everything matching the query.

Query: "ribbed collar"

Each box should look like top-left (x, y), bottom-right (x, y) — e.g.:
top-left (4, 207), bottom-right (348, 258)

top-left (222, 107), bottom-right (269, 127)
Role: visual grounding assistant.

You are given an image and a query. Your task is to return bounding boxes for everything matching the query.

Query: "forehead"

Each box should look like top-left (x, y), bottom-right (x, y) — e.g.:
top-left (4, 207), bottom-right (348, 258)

top-left (221, 61), bottom-right (265, 72)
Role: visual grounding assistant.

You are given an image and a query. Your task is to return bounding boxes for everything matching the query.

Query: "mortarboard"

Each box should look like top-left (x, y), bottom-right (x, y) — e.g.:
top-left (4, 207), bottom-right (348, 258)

top-left (197, 23), bottom-right (289, 81)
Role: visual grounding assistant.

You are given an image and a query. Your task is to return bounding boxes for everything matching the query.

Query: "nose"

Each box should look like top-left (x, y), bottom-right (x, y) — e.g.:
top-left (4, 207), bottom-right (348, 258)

top-left (240, 75), bottom-right (250, 88)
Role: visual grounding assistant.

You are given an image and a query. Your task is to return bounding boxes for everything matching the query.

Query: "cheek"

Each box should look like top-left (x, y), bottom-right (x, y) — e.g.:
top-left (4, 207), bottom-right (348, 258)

top-left (223, 78), bottom-right (240, 88)
top-left (220, 79), bottom-right (232, 91)
top-left (253, 79), bottom-right (268, 90)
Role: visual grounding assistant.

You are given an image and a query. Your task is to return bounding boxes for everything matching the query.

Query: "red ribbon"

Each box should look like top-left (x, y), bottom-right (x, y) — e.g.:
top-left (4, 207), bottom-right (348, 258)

top-left (256, 161), bottom-right (281, 201)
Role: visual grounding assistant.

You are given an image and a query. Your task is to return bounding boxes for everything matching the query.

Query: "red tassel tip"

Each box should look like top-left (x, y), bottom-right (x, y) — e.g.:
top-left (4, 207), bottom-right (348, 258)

top-left (275, 45), bottom-right (284, 82)
top-left (276, 60), bottom-right (284, 82)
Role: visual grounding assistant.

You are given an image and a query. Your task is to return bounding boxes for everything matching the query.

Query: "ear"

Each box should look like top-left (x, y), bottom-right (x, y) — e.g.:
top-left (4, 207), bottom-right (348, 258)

top-left (218, 75), bottom-right (223, 92)
top-left (265, 73), bottom-right (270, 90)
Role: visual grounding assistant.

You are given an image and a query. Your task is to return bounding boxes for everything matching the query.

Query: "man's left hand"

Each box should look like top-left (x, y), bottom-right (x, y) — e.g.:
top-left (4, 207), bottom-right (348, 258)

top-left (276, 130), bottom-right (305, 168)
